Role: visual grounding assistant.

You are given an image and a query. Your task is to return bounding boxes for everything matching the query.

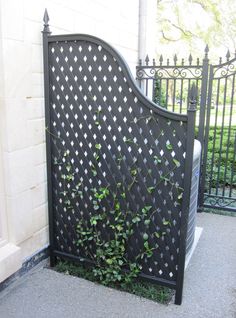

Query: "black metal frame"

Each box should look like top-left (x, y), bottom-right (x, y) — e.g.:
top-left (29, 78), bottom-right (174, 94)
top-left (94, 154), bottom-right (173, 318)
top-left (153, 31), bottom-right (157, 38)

top-left (42, 10), bottom-right (197, 305)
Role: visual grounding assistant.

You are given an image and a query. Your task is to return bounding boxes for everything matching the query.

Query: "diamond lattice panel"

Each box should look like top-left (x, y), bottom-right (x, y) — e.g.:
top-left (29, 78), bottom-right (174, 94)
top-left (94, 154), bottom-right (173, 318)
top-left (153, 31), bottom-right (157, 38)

top-left (48, 38), bottom-right (187, 283)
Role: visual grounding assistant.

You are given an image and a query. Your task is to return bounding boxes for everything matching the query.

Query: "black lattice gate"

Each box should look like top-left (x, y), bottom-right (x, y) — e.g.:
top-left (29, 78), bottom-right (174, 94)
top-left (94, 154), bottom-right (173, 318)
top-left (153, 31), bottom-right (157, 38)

top-left (42, 11), bottom-right (196, 305)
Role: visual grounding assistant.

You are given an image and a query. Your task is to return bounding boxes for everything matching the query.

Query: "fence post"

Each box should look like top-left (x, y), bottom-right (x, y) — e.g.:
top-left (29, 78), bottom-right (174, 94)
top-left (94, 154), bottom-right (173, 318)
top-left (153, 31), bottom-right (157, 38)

top-left (42, 9), bottom-right (55, 267)
top-left (175, 83), bottom-right (197, 305)
top-left (198, 64), bottom-right (213, 209)
top-left (198, 45), bottom-right (209, 143)
top-left (197, 45), bottom-right (209, 210)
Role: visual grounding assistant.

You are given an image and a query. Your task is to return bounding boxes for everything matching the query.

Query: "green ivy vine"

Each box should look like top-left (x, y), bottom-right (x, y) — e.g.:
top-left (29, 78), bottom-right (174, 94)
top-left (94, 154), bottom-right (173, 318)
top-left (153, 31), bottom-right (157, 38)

top-left (51, 113), bottom-right (184, 287)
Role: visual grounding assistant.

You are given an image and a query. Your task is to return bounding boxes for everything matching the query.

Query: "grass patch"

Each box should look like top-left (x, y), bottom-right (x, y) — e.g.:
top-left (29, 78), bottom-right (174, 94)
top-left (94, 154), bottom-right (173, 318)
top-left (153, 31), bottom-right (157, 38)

top-left (54, 260), bottom-right (173, 304)
top-left (205, 126), bottom-right (236, 187)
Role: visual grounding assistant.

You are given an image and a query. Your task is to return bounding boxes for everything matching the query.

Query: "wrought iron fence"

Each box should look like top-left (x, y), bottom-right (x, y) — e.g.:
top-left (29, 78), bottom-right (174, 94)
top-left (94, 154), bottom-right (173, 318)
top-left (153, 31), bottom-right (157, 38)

top-left (136, 50), bottom-right (236, 212)
top-left (203, 56), bottom-right (236, 211)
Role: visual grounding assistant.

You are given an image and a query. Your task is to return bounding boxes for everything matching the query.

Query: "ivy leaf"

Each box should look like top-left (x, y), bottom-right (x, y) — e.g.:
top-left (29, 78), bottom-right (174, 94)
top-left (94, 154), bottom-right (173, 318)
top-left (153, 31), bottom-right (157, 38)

top-left (116, 224), bottom-right (123, 231)
top-left (144, 241), bottom-right (149, 249)
top-left (147, 186), bottom-right (155, 194)
top-left (141, 206), bottom-right (152, 215)
top-left (121, 193), bottom-right (126, 199)
top-left (131, 169), bottom-right (137, 176)
top-left (173, 159), bottom-right (180, 167)
top-left (92, 169), bottom-right (97, 176)
top-left (178, 192), bottom-right (183, 200)
top-left (143, 233), bottom-right (149, 241)
top-left (163, 220), bottom-right (171, 226)
top-left (166, 143), bottom-right (173, 150)
top-left (106, 259), bottom-right (113, 265)
top-left (144, 219), bottom-right (150, 226)
top-left (154, 156), bottom-right (162, 164)
top-left (95, 143), bottom-right (102, 150)
top-left (132, 216), bottom-right (141, 224)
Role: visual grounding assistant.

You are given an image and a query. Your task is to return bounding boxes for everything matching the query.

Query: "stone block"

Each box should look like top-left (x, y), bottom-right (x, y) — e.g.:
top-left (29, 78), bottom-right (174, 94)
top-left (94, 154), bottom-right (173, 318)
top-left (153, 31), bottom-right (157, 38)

top-left (4, 148), bottom-right (35, 195)
top-left (31, 182), bottom-right (47, 209)
top-left (0, 243), bottom-right (22, 283)
top-left (2, 98), bottom-right (30, 152)
top-left (19, 226), bottom-right (49, 261)
top-left (32, 203), bottom-right (48, 234)
top-left (6, 190), bottom-right (33, 244)
top-left (2, 39), bottom-right (32, 99)
top-left (26, 98), bottom-right (45, 120)
top-left (27, 118), bottom-right (45, 146)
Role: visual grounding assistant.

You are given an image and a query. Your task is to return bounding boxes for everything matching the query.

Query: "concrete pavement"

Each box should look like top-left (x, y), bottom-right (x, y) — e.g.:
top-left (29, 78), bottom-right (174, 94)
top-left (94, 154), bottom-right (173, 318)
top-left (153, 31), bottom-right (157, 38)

top-left (0, 213), bottom-right (235, 318)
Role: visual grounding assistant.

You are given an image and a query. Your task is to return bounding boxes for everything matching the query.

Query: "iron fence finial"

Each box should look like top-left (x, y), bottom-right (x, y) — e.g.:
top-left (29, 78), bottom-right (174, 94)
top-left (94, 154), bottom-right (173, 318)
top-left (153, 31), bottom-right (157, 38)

top-left (159, 54), bottom-right (163, 65)
top-left (174, 54), bottom-right (177, 65)
top-left (226, 49), bottom-right (230, 61)
top-left (145, 54), bottom-right (149, 66)
top-left (204, 44), bottom-right (209, 59)
top-left (188, 54), bottom-right (193, 65)
top-left (43, 8), bottom-right (51, 34)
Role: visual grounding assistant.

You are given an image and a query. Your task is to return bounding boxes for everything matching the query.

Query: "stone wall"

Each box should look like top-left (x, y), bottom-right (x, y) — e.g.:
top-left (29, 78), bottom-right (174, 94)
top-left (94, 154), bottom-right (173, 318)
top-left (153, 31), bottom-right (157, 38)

top-left (0, 0), bottom-right (157, 283)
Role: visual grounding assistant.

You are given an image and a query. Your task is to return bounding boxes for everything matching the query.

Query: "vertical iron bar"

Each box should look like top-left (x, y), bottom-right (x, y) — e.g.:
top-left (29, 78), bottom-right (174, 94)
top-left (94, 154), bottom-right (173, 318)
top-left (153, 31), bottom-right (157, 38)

top-left (42, 10), bottom-right (56, 267)
top-left (198, 53), bottom-right (209, 143)
top-left (216, 77), bottom-right (227, 195)
top-left (198, 64), bottom-right (213, 208)
top-left (197, 50), bottom-right (209, 209)
top-left (152, 77), bottom-right (155, 102)
top-left (196, 79), bottom-right (199, 127)
top-left (229, 133), bottom-right (236, 196)
top-left (175, 83), bottom-right (197, 305)
top-left (223, 74), bottom-right (235, 194)
top-left (166, 79), bottom-right (169, 111)
top-left (173, 79), bottom-right (176, 112)
top-left (209, 78), bottom-right (220, 195)
top-left (145, 78), bottom-right (148, 97)
top-left (180, 79), bottom-right (183, 113)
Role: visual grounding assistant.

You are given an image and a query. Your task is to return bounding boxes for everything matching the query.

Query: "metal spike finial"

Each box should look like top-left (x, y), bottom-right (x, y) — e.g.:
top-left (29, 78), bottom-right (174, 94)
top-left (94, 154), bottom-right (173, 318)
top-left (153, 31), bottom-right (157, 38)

top-left (189, 83), bottom-right (198, 111)
top-left (219, 56), bottom-right (222, 64)
top-left (43, 8), bottom-right (51, 33)
top-left (145, 54), bottom-right (149, 66)
top-left (226, 49), bottom-right (230, 61)
top-left (159, 54), bottom-right (163, 65)
top-left (174, 54), bottom-right (177, 65)
top-left (188, 54), bottom-right (193, 65)
top-left (204, 44), bottom-right (209, 59)
top-left (153, 58), bottom-right (156, 66)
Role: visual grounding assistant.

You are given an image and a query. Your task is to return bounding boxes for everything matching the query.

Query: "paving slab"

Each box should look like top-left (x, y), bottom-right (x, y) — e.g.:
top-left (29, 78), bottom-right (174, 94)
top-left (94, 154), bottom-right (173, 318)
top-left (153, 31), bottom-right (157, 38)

top-left (0, 212), bottom-right (236, 318)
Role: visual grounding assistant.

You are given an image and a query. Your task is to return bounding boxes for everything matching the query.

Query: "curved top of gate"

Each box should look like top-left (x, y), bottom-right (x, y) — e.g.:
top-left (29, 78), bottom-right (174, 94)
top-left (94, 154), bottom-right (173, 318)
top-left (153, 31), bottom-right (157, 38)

top-left (46, 33), bottom-right (188, 123)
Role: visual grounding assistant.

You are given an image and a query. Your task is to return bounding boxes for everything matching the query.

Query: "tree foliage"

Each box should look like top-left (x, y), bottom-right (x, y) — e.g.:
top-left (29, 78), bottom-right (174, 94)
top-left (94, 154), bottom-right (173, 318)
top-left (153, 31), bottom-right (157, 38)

top-left (157, 0), bottom-right (236, 60)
